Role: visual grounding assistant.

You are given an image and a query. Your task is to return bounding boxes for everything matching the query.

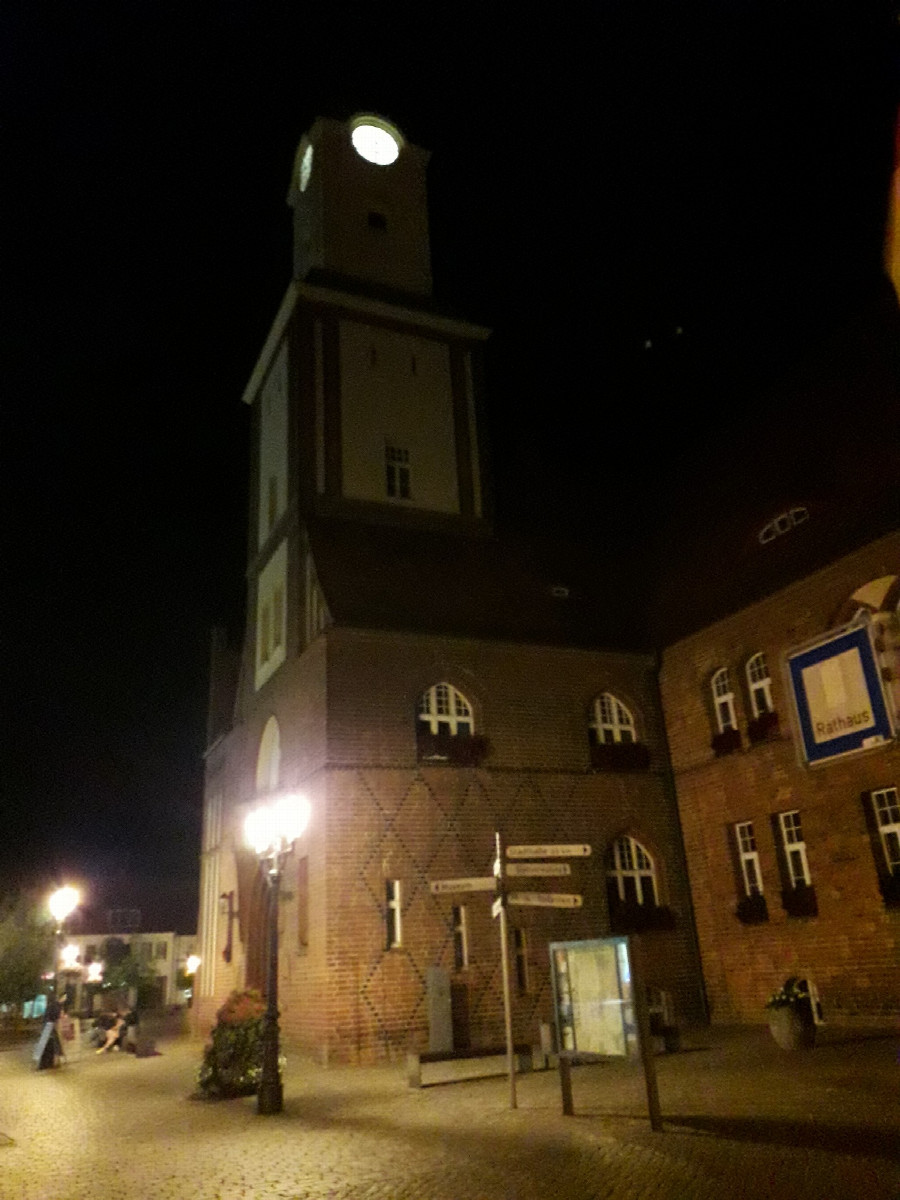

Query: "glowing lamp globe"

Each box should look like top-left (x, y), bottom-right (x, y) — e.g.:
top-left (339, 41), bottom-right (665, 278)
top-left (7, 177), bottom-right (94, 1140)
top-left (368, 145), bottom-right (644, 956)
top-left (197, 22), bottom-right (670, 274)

top-left (245, 792), bottom-right (311, 856)
top-left (350, 115), bottom-right (403, 165)
top-left (49, 886), bottom-right (80, 926)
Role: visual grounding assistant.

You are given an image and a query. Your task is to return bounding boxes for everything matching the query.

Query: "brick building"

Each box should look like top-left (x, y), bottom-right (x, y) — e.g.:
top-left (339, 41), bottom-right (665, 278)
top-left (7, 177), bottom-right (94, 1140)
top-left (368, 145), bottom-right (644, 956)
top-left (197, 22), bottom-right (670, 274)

top-left (656, 282), bottom-right (900, 1027)
top-left (193, 115), bottom-right (706, 1061)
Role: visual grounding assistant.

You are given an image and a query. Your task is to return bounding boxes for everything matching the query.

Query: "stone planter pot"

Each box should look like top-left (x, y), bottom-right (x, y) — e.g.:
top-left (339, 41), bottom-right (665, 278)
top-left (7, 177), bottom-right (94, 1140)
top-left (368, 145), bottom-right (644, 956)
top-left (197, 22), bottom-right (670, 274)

top-left (767, 1006), bottom-right (816, 1050)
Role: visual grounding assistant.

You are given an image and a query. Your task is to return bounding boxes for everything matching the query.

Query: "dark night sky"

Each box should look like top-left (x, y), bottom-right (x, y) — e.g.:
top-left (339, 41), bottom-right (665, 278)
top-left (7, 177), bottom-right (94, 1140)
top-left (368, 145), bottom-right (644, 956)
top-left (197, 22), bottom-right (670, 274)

top-left (3, 3), bottom-right (898, 920)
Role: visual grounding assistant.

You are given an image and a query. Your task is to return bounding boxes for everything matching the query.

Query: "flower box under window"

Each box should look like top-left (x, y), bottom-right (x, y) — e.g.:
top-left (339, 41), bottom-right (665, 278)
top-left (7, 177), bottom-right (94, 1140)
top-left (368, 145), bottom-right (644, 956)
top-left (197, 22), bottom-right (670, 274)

top-left (735, 892), bottom-right (769, 924)
top-left (589, 740), bottom-right (651, 771)
top-left (607, 900), bottom-right (676, 935)
top-left (416, 731), bottom-right (488, 767)
top-left (781, 883), bottom-right (818, 918)
top-left (747, 710), bottom-right (780, 745)
top-left (711, 727), bottom-right (742, 757)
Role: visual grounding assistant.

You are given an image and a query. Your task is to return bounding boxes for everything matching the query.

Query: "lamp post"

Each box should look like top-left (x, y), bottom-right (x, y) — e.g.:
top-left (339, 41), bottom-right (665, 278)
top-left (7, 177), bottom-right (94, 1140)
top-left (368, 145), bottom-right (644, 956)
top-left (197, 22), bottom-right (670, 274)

top-left (48, 886), bottom-right (80, 998)
top-left (244, 792), bottom-right (310, 1115)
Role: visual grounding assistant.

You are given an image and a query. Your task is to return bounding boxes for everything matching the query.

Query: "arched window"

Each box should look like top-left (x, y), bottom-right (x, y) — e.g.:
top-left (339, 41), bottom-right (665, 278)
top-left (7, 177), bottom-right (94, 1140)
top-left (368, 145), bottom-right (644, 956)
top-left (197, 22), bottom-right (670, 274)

top-left (417, 683), bottom-right (473, 737)
top-left (589, 693), bottom-right (636, 744)
top-left (746, 653), bottom-right (773, 718)
top-left (416, 684), bottom-right (485, 765)
top-left (607, 836), bottom-right (658, 906)
top-left (605, 836), bottom-right (673, 933)
top-left (711, 668), bottom-right (736, 732)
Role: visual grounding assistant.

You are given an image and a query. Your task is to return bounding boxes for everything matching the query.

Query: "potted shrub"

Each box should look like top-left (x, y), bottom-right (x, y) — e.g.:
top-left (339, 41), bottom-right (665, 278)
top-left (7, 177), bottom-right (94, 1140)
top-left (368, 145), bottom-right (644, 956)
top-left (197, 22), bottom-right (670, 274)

top-left (196, 989), bottom-right (269, 1098)
top-left (765, 977), bottom-right (817, 1050)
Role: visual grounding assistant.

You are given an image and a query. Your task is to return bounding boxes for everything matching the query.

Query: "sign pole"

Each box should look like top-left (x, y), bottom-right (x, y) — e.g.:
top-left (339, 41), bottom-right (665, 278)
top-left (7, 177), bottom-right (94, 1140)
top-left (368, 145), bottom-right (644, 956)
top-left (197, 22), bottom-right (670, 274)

top-left (630, 936), bottom-right (663, 1132)
top-left (495, 831), bottom-right (517, 1110)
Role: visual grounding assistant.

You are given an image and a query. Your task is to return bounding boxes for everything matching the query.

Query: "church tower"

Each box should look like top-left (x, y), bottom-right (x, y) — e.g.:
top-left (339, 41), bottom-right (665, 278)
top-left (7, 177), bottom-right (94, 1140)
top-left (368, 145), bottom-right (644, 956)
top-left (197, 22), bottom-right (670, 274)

top-left (242, 114), bottom-right (491, 694)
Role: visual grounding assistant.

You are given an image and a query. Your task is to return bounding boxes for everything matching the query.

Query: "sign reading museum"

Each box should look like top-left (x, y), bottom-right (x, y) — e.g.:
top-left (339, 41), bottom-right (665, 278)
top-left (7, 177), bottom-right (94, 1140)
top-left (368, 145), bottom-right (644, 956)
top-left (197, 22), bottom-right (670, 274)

top-left (787, 624), bottom-right (894, 765)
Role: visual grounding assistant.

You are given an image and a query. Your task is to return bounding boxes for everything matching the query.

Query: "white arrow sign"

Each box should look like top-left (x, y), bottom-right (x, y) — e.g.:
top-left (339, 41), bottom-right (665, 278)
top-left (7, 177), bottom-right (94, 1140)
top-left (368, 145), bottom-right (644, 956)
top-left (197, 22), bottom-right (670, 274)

top-left (506, 862), bottom-right (572, 877)
top-left (507, 892), bottom-right (583, 909)
top-left (506, 844), bottom-right (591, 859)
top-left (430, 876), bottom-right (496, 895)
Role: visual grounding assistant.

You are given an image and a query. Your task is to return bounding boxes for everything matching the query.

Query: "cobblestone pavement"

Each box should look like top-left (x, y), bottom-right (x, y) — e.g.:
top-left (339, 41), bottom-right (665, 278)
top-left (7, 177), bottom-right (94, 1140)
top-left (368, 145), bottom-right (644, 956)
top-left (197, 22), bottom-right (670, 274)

top-left (0, 1025), bottom-right (897, 1200)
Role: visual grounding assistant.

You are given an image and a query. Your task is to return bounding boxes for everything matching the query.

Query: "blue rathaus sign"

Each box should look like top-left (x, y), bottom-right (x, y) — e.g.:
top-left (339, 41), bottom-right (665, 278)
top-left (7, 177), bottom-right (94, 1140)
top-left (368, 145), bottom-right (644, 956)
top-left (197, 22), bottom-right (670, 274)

top-left (787, 623), bottom-right (894, 766)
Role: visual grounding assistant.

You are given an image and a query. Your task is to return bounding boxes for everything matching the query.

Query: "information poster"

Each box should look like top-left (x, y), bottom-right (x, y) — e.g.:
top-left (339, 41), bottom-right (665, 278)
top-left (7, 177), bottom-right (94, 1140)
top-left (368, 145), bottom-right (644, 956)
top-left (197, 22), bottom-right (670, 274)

top-left (550, 937), bottom-right (636, 1058)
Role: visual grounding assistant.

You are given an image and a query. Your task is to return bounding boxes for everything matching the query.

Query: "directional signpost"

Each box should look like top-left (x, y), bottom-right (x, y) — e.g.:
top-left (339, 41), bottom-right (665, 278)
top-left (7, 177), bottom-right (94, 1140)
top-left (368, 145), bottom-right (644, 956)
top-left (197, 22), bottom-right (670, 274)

top-left (429, 833), bottom-right (591, 1111)
top-left (506, 844), bottom-right (591, 859)
top-left (506, 862), bottom-right (571, 877)
top-left (508, 892), bottom-right (583, 908)
top-left (429, 877), bottom-right (496, 895)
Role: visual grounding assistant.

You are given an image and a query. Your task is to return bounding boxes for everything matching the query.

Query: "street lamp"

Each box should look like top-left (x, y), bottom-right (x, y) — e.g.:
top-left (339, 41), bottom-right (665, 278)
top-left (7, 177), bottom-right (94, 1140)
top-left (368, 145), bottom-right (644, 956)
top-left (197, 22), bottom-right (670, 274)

top-left (244, 791), bottom-right (310, 1114)
top-left (48, 886), bottom-right (80, 995)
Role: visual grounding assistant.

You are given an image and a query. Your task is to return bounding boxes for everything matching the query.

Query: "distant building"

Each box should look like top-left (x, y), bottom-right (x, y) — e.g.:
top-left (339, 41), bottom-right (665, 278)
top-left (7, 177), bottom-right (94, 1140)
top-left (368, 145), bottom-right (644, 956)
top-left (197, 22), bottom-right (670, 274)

top-left (59, 930), bottom-right (198, 1011)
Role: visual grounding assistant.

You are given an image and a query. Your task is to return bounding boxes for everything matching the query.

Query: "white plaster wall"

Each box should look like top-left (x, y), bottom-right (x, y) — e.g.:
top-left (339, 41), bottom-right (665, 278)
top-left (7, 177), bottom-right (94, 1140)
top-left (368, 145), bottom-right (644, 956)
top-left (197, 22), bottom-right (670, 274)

top-left (338, 320), bottom-right (459, 513)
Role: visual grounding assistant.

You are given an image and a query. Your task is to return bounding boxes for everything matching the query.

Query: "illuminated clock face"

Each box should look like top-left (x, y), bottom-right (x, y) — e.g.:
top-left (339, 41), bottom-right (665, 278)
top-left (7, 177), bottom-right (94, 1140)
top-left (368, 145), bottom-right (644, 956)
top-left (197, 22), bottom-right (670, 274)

top-left (299, 143), bottom-right (313, 192)
top-left (350, 115), bottom-right (402, 165)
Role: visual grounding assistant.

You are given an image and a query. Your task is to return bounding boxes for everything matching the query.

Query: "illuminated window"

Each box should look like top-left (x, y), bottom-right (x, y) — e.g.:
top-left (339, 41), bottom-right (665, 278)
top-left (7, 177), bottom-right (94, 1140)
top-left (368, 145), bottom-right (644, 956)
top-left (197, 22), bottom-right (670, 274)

top-left (735, 822), bottom-right (763, 896)
top-left (385, 880), bottom-right (402, 949)
top-left (607, 836), bottom-right (658, 906)
top-left (778, 811), bottom-right (811, 887)
top-left (873, 787), bottom-right (900, 876)
top-left (417, 684), bottom-right (473, 737)
top-left (711, 668), bottom-right (737, 732)
top-left (385, 444), bottom-right (411, 500)
top-left (452, 905), bottom-right (469, 970)
top-left (589, 693), bottom-right (636, 744)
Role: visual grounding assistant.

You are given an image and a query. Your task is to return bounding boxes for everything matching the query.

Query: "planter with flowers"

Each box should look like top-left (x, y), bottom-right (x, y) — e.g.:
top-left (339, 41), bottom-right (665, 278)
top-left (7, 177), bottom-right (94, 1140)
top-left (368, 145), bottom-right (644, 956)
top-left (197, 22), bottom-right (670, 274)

top-left (765, 977), bottom-right (817, 1050)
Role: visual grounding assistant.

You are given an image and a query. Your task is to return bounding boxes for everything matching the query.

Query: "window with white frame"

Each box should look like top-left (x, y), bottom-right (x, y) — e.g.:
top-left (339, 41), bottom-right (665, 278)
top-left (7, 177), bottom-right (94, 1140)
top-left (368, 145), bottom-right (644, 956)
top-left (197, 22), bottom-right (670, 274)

top-left (872, 787), bottom-right (900, 877)
top-left (385, 880), bottom-right (402, 949)
top-left (590, 693), bottom-right (636, 744)
top-left (417, 683), bottom-right (473, 737)
top-left (452, 904), bottom-right (469, 970)
top-left (778, 811), bottom-right (811, 887)
top-left (711, 668), bottom-right (737, 732)
top-left (607, 836), bottom-right (658, 906)
top-left (734, 822), bottom-right (763, 895)
top-left (746, 653), bottom-right (774, 717)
